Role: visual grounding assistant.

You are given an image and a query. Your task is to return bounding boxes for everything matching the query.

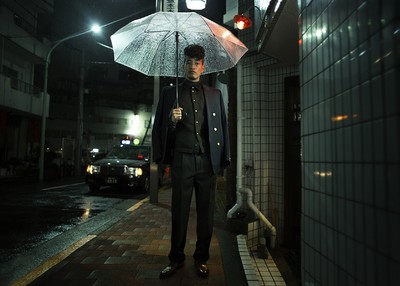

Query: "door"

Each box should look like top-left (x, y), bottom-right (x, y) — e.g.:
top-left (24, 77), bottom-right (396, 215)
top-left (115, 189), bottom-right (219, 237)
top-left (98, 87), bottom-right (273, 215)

top-left (284, 76), bottom-right (301, 250)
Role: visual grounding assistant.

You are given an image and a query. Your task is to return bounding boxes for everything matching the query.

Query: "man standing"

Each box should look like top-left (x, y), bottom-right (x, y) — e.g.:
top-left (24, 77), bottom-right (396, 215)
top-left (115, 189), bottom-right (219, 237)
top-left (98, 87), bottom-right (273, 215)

top-left (152, 44), bottom-right (230, 279)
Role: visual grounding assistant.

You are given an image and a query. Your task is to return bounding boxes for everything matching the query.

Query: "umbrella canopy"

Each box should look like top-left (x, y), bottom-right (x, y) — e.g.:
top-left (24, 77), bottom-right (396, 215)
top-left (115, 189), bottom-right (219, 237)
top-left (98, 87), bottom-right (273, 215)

top-left (110, 11), bottom-right (248, 78)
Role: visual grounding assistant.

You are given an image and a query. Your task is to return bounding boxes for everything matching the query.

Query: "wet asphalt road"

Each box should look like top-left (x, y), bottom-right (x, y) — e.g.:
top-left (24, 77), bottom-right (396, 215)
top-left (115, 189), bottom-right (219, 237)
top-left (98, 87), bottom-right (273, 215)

top-left (0, 178), bottom-right (147, 273)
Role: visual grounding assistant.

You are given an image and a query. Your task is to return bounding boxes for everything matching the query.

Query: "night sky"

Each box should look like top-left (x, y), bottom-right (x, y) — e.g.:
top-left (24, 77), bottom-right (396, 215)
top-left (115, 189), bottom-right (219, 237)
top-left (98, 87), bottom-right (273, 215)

top-left (51, 0), bottom-right (226, 50)
top-left (50, 0), bottom-right (226, 77)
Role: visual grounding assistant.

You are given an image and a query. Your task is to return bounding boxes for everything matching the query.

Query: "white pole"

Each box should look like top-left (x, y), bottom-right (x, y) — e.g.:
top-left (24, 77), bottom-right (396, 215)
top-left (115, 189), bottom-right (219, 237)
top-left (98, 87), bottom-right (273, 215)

top-left (149, 0), bottom-right (164, 203)
top-left (227, 62), bottom-right (243, 218)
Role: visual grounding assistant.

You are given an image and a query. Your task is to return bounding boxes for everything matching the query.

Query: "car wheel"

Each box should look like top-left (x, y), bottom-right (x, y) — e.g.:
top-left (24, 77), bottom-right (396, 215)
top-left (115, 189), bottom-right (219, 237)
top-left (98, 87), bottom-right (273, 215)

top-left (89, 184), bottom-right (100, 192)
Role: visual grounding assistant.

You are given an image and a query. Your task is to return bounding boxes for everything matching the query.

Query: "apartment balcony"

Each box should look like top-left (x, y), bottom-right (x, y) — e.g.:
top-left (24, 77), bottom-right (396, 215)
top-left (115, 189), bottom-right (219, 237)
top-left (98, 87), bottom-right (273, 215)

top-left (0, 73), bottom-right (48, 117)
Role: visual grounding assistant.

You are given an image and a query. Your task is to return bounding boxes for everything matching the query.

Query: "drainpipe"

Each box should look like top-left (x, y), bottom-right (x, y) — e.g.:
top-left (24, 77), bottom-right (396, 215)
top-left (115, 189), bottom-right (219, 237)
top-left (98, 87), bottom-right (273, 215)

top-left (226, 61), bottom-right (277, 249)
top-left (227, 62), bottom-right (243, 218)
top-left (239, 187), bottom-right (277, 249)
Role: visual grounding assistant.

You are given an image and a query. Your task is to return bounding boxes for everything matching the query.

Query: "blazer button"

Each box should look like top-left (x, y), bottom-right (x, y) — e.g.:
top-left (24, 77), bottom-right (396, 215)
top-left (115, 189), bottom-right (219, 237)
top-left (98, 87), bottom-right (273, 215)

top-left (217, 142), bottom-right (220, 146)
top-left (214, 128), bottom-right (217, 131)
top-left (212, 113), bottom-right (216, 116)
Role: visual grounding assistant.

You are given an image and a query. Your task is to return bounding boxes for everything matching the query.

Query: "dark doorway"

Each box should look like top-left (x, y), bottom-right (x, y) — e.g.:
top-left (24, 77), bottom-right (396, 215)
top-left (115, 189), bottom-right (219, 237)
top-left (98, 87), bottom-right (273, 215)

top-left (284, 76), bottom-right (301, 250)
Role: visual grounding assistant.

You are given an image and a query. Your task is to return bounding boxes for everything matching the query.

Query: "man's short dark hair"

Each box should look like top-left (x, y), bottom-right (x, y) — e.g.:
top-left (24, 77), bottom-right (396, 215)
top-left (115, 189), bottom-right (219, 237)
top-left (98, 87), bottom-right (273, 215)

top-left (184, 45), bottom-right (205, 60)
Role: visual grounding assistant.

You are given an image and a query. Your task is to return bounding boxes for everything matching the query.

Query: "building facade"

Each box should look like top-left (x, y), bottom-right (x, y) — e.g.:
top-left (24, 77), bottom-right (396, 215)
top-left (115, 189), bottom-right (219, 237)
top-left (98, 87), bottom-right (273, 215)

top-left (0, 0), bottom-right (53, 179)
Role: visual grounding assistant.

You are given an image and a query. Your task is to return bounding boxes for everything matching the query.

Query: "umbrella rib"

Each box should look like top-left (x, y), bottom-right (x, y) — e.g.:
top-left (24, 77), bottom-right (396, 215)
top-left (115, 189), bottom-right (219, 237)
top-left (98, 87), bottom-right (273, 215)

top-left (158, 11), bottom-right (189, 34)
top-left (146, 30), bottom-right (178, 76)
top-left (196, 15), bottom-right (237, 64)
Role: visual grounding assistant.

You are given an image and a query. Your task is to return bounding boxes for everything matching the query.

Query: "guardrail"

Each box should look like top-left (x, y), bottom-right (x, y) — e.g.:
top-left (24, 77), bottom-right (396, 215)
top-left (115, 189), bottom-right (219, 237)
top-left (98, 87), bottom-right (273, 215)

top-left (0, 72), bottom-right (42, 97)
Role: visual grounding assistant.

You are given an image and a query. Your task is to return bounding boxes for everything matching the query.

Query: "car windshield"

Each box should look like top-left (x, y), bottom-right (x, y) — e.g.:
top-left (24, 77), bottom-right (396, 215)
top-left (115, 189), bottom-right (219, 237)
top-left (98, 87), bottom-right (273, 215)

top-left (106, 145), bottom-right (149, 160)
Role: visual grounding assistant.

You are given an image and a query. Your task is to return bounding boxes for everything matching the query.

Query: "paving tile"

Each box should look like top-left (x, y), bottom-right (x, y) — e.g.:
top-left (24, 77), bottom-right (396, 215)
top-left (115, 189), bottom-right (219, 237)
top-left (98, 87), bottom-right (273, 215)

top-left (104, 256), bottom-right (131, 264)
top-left (81, 256), bottom-right (108, 264)
top-left (28, 187), bottom-right (247, 285)
top-left (247, 274), bottom-right (259, 281)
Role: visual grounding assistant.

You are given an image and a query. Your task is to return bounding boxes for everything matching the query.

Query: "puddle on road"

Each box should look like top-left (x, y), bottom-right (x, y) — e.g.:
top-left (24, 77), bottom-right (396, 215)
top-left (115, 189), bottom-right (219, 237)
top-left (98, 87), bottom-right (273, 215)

top-left (0, 206), bottom-right (101, 264)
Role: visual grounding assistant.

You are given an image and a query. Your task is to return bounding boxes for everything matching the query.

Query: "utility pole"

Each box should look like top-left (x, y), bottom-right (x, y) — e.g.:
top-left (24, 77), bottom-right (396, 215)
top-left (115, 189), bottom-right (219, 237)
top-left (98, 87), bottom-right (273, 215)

top-left (150, 0), bottom-right (179, 203)
top-left (149, 0), bottom-right (163, 203)
top-left (75, 50), bottom-right (85, 176)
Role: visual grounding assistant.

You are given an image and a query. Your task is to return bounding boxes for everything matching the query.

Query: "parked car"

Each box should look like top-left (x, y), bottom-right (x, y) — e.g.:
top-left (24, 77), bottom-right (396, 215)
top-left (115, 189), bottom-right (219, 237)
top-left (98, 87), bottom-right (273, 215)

top-left (86, 144), bottom-right (150, 192)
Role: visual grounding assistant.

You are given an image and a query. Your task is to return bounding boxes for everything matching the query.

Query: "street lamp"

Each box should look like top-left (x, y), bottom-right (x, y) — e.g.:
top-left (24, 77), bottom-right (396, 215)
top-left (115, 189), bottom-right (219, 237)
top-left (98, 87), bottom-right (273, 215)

top-left (39, 25), bottom-right (101, 182)
top-left (186, 0), bottom-right (206, 10)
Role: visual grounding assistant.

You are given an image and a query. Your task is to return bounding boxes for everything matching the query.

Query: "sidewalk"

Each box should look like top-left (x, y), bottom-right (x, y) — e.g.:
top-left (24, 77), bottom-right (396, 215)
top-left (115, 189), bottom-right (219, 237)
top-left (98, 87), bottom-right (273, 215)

top-left (15, 185), bottom-right (248, 286)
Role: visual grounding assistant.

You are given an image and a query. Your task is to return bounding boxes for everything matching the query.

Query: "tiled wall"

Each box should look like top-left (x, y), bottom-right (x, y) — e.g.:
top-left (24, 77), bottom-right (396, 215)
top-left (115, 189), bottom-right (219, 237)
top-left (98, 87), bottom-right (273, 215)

top-left (240, 51), bottom-right (298, 246)
top-left (235, 0), bottom-right (300, 247)
top-left (299, 0), bottom-right (400, 285)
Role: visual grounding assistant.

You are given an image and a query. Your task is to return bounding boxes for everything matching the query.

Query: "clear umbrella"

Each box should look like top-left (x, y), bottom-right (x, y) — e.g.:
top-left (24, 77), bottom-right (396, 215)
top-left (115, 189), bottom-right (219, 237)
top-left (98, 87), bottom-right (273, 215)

top-left (110, 11), bottom-right (248, 105)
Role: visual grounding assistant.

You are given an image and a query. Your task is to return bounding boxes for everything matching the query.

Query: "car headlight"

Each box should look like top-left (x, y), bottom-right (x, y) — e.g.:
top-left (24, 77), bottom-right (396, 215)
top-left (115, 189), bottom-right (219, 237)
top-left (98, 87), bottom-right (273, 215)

top-left (86, 164), bottom-right (101, 174)
top-left (125, 166), bottom-right (143, 177)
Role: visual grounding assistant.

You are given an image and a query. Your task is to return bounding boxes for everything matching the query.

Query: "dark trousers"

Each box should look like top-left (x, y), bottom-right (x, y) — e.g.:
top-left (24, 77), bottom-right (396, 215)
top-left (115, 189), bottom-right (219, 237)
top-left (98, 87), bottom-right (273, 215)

top-left (169, 152), bottom-right (216, 263)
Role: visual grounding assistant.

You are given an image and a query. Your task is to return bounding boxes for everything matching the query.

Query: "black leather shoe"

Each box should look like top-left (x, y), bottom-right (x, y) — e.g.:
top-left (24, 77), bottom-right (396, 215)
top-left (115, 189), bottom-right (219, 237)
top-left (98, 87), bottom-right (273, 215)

top-left (159, 261), bottom-right (184, 279)
top-left (195, 261), bottom-right (209, 278)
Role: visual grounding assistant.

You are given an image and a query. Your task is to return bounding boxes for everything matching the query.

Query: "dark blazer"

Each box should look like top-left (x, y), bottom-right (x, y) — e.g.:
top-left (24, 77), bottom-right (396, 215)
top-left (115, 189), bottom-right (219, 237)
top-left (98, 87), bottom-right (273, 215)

top-left (152, 82), bottom-right (230, 174)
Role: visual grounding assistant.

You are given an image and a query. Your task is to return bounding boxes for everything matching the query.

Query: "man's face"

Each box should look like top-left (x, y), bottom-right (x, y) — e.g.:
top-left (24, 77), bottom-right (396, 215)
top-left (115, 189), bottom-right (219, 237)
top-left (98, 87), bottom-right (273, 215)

top-left (184, 56), bottom-right (205, 82)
